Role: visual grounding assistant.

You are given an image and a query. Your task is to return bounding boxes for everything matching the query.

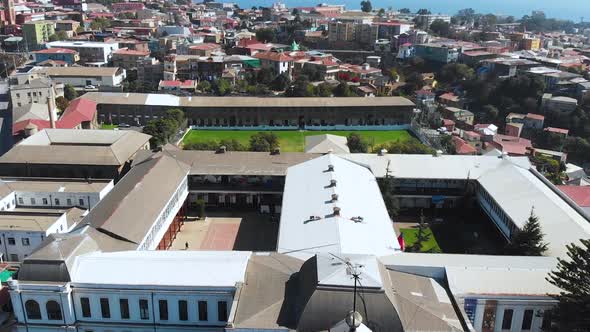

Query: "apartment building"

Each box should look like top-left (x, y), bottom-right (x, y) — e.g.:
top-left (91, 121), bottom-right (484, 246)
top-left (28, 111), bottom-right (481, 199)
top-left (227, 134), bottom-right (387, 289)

top-left (46, 41), bottom-right (119, 65)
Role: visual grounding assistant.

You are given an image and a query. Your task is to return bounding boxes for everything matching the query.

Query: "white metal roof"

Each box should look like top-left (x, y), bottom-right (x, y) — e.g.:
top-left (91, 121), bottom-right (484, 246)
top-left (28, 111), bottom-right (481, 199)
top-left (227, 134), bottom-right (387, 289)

top-left (316, 253), bottom-right (383, 289)
top-left (71, 251), bottom-right (251, 287)
top-left (478, 164), bottom-right (590, 257)
top-left (277, 154), bottom-right (400, 260)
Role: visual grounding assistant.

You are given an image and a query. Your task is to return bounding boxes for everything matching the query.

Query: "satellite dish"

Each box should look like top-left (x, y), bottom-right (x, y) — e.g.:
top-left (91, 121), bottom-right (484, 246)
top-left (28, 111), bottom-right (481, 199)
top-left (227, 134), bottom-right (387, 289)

top-left (345, 310), bottom-right (363, 329)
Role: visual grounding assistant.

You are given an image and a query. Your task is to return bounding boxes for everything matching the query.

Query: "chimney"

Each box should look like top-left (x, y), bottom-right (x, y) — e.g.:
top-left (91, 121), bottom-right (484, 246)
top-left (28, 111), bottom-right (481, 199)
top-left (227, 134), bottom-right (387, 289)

top-left (329, 179), bottom-right (337, 187)
top-left (327, 164), bottom-right (334, 172)
top-left (217, 145), bottom-right (227, 154)
top-left (333, 206), bottom-right (341, 216)
top-left (47, 97), bottom-right (56, 129)
top-left (271, 147), bottom-right (281, 155)
top-left (378, 149), bottom-right (388, 156)
top-left (331, 193), bottom-right (338, 202)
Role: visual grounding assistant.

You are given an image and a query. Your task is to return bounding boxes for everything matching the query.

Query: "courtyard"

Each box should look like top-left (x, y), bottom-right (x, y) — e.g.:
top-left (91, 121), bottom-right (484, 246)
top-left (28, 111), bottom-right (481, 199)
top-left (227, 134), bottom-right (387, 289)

top-left (394, 206), bottom-right (508, 255)
top-left (182, 129), bottom-right (414, 152)
top-left (170, 211), bottom-right (278, 251)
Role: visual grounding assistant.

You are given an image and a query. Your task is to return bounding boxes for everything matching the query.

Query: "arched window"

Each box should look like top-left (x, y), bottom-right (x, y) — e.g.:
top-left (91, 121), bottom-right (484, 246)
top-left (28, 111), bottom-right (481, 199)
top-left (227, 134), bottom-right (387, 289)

top-left (46, 300), bottom-right (62, 320)
top-left (25, 300), bottom-right (41, 320)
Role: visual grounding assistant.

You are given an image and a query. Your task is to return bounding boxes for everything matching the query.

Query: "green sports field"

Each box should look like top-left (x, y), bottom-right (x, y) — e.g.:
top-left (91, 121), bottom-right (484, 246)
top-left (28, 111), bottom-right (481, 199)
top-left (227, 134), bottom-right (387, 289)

top-left (182, 130), bottom-right (414, 152)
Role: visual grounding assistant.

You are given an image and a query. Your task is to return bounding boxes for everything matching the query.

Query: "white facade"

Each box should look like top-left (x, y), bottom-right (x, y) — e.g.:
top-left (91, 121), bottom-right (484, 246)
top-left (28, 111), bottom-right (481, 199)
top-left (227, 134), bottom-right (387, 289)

top-left (0, 213), bottom-right (69, 262)
top-left (9, 251), bottom-right (250, 328)
top-left (46, 41), bottom-right (120, 65)
top-left (13, 182), bottom-right (113, 210)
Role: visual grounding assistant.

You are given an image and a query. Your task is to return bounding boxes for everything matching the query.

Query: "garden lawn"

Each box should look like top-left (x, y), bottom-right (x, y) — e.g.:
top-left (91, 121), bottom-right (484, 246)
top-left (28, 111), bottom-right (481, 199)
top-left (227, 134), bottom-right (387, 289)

top-left (182, 130), bottom-right (413, 152)
top-left (101, 124), bottom-right (117, 130)
top-left (400, 227), bottom-right (442, 253)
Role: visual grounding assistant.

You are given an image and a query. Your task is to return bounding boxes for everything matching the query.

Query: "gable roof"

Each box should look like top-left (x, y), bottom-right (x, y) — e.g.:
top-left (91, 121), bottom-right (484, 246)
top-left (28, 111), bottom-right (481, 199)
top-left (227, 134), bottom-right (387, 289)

top-left (304, 134), bottom-right (350, 154)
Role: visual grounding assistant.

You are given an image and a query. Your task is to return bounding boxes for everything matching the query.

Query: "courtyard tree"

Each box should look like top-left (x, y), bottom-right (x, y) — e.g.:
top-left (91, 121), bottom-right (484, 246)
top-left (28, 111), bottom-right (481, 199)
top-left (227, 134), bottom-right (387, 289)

top-left (55, 96), bottom-right (69, 111)
top-left (64, 84), bottom-right (77, 101)
top-left (346, 133), bottom-right (369, 153)
top-left (546, 239), bottom-right (590, 331)
top-left (504, 210), bottom-right (548, 256)
top-left (249, 132), bottom-right (279, 152)
top-left (378, 164), bottom-right (399, 218)
top-left (165, 108), bottom-right (186, 129)
top-left (255, 28), bottom-right (276, 43)
top-left (195, 199), bottom-right (206, 218)
top-left (143, 117), bottom-right (179, 147)
top-left (271, 73), bottom-right (291, 91)
top-left (407, 211), bottom-right (432, 252)
top-left (429, 19), bottom-right (451, 37)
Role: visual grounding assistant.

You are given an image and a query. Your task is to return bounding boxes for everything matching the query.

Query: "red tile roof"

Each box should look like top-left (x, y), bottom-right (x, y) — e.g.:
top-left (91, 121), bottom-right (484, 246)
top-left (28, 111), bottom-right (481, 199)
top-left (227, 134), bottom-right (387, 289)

top-left (452, 136), bottom-right (477, 155)
top-left (526, 113), bottom-right (545, 121)
top-left (491, 134), bottom-right (532, 156)
top-left (544, 127), bottom-right (569, 135)
top-left (34, 48), bottom-right (77, 54)
top-left (58, 98), bottom-right (97, 128)
top-left (254, 51), bottom-right (294, 62)
top-left (189, 43), bottom-right (221, 51)
top-left (439, 92), bottom-right (460, 102)
top-left (557, 185), bottom-right (590, 207)
top-left (159, 80), bottom-right (196, 88)
top-left (113, 49), bottom-right (150, 56)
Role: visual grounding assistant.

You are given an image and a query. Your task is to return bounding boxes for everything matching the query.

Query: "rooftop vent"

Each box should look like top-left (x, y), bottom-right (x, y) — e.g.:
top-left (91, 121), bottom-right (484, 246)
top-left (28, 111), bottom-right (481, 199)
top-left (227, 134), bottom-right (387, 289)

top-left (329, 179), bottom-right (337, 187)
top-left (331, 193), bottom-right (338, 202)
top-left (333, 206), bottom-right (341, 216)
top-left (217, 145), bottom-right (227, 154)
top-left (271, 147), bottom-right (280, 155)
top-left (378, 149), bottom-right (388, 156)
top-left (327, 164), bottom-right (334, 172)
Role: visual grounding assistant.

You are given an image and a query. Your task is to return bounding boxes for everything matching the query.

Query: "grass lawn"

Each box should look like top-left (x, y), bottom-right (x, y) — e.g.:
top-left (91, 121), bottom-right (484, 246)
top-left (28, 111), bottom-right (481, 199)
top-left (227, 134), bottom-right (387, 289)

top-left (182, 130), bottom-right (413, 152)
top-left (101, 124), bottom-right (117, 130)
top-left (400, 227), bottom-right (442, 253)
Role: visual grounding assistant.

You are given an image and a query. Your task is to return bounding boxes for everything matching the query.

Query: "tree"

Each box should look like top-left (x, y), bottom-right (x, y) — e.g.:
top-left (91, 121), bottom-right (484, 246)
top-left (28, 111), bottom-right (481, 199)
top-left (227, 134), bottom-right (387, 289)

top-left (454, 8), bottom-right (476, 25)
top-left (378, 173), bottom-right (399, 218)
top-left (271, 73), bottom-right (290, 91)
top-left (377, 8), bottom-right (385, 17)
top-left (90, 17), bottom-right (111, 31)
top-left (249, 132), bottom-right (279, 152)
top-left (55, 96), bottom-right (69, 111)
top-left (48, 31), bottom-right (68, 42)
top-left (165, 108), bottom-right (186, 129)
top-left (333, 82), bottom-right (354, 97)
top-left (429, 19), bottom-right (451, 37)
top-left (286, 76), bottom-right (311, 97)
top-left (195, 199), bottom-right (206, 218)
top-left (255, 28), bottom-right (276, 43)
top-left (212, 79), bottom-right (233, 96)
top-left (347, 133), bottom-right (368, 153)
top-left (64, 84), bottom-right (77, 101)
top-left (360, 0), bottom-right (372, 12)
top-left (407, 212), bottom-right (432, 252)
top-left (143, 118), bottom-right (179, 147)
top-left (197, 81), bottom-right (211, 93)
top-left (504, 210), bottom-right (548, 256)
top-left (546, 239), bottom-right (590, 331)
top-left (416, 8), bottom-right (431, 15)
top-left (436, 63), bottom-right (474, 85)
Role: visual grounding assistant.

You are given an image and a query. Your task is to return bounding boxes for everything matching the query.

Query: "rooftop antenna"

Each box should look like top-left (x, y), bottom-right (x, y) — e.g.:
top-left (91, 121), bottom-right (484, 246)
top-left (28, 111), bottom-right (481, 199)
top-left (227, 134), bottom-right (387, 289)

top-left (329, 253), bottom-right (363, 331)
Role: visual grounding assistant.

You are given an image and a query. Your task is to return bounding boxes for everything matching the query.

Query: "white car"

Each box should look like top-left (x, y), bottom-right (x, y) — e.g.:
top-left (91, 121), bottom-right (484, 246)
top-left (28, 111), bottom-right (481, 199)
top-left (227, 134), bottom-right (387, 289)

top-left (84, 85), bottom-right (96, 90)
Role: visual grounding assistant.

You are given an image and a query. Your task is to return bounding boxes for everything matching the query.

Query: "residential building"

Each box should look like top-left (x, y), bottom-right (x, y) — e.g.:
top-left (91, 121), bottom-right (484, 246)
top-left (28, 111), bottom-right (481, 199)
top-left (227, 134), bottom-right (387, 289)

top-left (111, 49), bottom-right (151, 70)
top-left (521, 37), bottom-right (541, 50)
top-left (523, 113), bottom-right (545, 129)
top-left (9, 74), bottom-right (64, 108)
top-left (158, 80), bottom-right (197, 93)
top-left (541, 93), bottom-right (578, 114)
top-left (46, 41), bottom-right (119, 65)
top-left (414, 14), bottom-right (451, 30)
top-left (415, 43), bottom-right (459, 64)
top-left (22, 21), bottom-right (55, 50)
top-left (442, 107), bottom-right (475, 125)
top-left (32, 48), bottom-right (80, 65)
top-left (489, 134), bottom-right (532, 156)
top-left (32, 66), bottom-right (126, 90)
top-left (254, 51), bottom-right (294, 76)
top-left (480, 58), bottom-right (539, 78)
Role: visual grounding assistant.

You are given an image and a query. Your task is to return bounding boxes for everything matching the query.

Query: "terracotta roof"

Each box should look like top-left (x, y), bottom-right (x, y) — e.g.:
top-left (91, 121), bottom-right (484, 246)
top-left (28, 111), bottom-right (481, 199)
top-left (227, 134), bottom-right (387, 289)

top-left (113, 49), bottom-right (150, 56)
top-left (189, 43), bottom-right (221, 51)
top-left (159, 80), bottom-right (196, 88)
top-left (526, 113), bottom-right (545, 121)
top-left (558, 185), bottom-right (590, 207)
top-left (58, 98), bottom-right (97, 128)
top-left (34, 48), bottom-right (77, 54)
top-left (544, 127), bottom-right (569, 135)
top-left (254, 51), bottom-right (294, 62)
top-left (439, 92), bottom-right (460, 102)
top-left (452, 136), bottom-right (477, 155)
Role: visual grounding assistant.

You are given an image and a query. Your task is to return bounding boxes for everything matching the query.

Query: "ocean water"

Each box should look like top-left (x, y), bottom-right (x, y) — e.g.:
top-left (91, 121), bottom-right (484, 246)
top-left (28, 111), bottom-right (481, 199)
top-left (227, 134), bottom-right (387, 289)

top-left (231, 0), bottom-right (590, 21)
